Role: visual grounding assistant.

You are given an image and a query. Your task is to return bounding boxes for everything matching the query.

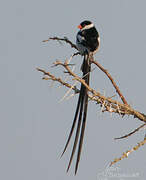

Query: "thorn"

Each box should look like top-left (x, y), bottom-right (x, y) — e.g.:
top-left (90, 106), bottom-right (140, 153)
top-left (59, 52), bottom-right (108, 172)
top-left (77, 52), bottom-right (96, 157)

top-left (59, 81), bottom-right (78, 103)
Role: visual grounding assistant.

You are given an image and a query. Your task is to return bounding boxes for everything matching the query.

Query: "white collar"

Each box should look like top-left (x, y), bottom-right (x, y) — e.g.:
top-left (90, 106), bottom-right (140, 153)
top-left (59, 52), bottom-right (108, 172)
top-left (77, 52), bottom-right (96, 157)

top-left (81, 23), bottom-right (94, 31)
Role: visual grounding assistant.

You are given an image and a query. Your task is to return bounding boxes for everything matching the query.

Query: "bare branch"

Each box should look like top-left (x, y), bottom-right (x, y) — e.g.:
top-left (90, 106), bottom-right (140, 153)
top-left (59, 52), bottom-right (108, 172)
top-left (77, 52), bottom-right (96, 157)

top-left (42, 36), bottom-right (78, 51)
top-left (90, 57), bottom-right (128, 105)
top-left (36, 67), bottom-right (78, 92)
top-left (110, 137), bottom-right (146, 166)
top-left (37, 63), bottom-right (146, 123)
top-left (114, 123), bottom-right (146, 140)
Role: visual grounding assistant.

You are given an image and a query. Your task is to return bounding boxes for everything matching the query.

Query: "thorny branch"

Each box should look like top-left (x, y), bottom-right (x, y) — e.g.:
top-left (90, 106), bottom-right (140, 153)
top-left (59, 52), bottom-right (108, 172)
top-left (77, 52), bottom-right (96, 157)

top-left (110, 137), bottom-right (146, 166)
top-left (43, 37), bottom-right (128, 105)
top-left (37, 60), bottom-right (146, 123)
top-left (39, 36), bottom-right (146, 167)
top-left (91, 58), bottom-right (128, 105)
top-left (36, 68), bottom-right (79, 92)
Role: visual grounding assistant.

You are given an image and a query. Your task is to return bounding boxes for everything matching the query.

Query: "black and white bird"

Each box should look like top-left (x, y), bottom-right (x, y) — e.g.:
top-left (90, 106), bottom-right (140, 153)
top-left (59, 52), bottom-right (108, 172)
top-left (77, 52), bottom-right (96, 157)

top-left (61, 20), bottom-right (100, 174)
top-left (76, 20), bottom-right (100, 55)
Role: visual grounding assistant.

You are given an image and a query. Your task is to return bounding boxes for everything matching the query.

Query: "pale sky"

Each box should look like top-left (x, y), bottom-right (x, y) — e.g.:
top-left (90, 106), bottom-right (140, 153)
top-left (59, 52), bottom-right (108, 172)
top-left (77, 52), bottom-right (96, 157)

top-left (1, 0), bottom-right (146, 179)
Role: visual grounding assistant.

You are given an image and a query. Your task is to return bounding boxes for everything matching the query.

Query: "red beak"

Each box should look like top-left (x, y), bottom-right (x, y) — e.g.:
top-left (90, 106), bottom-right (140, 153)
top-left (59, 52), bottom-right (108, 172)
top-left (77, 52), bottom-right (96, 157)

top-left (77, 25), bottom-right (82, 29)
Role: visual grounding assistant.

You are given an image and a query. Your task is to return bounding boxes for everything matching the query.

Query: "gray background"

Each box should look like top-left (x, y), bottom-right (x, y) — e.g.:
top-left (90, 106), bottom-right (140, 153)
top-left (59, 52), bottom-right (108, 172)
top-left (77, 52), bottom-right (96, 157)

top-left (1, 0), bottom-right (146, 179)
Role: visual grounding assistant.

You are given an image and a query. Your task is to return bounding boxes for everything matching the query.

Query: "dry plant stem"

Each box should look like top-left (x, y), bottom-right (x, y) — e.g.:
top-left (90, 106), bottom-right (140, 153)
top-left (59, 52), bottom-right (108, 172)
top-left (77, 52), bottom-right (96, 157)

top-left (91, 58), bottom-right (128, 105)
top-left (37, 62), bottom-right (146, 123)
top-left (114, 123), bottom-right (146, 140)
top-left (36, 68), bottom-right (78, 91)
top-left (53, 60), bottom-right (146, 123)
top-left (42, 37), bottom-right (78, 50)
top-left (110, 137), bottom-right (146, 166)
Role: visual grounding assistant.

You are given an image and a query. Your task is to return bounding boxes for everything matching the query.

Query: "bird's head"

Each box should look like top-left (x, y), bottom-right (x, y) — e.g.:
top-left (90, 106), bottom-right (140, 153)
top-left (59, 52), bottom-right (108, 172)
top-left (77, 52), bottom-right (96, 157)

top-left (77, 20), bottom-right (94, 30)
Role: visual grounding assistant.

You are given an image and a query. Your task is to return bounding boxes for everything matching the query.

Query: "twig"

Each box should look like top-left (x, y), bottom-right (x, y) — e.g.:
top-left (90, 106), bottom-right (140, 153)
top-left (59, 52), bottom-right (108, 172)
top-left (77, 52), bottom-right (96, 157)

top-left (110, 138), bottom-right (146, 166)
top-left (59, 81), bottom-right (78, 103)
top-left (36, 68), bottom-right (78, 92)
top-left (114, 123), bottom-right (146, 140)
top-left (42, 36), bottom-right (78, 50)
top-left (91, 57), bottom-right (128, 105)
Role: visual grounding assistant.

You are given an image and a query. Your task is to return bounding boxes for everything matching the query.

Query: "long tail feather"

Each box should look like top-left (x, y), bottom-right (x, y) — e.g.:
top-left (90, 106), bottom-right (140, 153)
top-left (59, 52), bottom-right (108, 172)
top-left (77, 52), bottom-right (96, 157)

top-left (75, 65), bottom-right (90, 174)
top-left (61, 89), bottom-right (83, 157)
top-left (66, 85), bottom-right (85, 172)
top-left (62, 53), bottom-right (91, 174)
top-left (61, 55), bottom-right (88, 158)
top-left (75, 54), bottom-right (90, 174)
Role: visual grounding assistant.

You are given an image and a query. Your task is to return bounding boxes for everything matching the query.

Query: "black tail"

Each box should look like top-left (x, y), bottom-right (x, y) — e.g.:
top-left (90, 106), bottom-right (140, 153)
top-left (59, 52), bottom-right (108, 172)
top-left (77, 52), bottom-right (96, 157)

top-left (61, 53), bottom-right (91, 174)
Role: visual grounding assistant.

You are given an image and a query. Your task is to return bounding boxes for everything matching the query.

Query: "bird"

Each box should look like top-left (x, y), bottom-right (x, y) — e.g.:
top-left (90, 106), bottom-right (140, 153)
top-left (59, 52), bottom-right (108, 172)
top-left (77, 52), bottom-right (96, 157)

top-left (61, 20), bottom-right (100, 174)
